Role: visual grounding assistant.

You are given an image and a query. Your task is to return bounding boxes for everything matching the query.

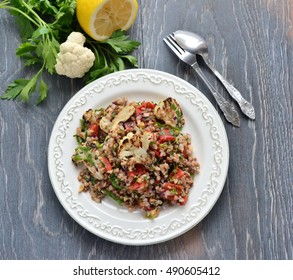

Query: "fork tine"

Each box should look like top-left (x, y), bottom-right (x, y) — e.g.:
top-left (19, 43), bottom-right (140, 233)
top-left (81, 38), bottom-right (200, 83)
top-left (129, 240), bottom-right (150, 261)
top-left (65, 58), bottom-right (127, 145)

top-left (169, 33), bottom-right (185, 52)
top-left (163, 34), bottom-right (184, 56)
top-left (163, 37), bottom-right (181, 56)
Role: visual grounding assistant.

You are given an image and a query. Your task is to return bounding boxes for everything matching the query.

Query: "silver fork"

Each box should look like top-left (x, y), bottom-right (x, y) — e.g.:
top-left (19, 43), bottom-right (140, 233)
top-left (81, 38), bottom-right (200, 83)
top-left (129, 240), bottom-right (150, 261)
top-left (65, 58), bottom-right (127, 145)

top-left (164, 33), bottom-right (240, 127)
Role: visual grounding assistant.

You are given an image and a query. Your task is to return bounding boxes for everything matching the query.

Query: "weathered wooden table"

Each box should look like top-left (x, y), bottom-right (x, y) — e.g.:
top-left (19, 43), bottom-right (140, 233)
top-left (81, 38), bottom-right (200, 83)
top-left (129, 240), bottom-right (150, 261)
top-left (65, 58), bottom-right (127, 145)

top-left (0, 0), bottom-right (292, 259)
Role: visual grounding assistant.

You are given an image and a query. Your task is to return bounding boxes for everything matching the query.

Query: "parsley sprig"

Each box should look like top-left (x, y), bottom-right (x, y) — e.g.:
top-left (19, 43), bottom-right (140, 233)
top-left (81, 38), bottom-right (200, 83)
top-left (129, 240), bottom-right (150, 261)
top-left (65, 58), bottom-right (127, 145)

top-left (85, 31), bottom-right (140, 83)
top-left (0, 0), bottom-right (140, 104)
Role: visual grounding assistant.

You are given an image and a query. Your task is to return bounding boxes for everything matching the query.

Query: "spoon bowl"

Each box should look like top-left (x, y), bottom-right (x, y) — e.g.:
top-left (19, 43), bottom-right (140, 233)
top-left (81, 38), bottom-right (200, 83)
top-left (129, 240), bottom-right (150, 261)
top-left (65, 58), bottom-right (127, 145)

top-left (174, 30), bottom-right (255, 120)
top-left (174, 30), bottom-right (208, 56)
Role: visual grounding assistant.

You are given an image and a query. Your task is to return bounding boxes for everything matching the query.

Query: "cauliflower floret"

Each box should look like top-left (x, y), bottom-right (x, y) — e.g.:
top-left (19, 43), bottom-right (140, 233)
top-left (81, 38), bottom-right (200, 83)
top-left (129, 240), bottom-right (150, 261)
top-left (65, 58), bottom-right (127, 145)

top-left (111, 104), bottom-right (135, 129)
top-left (99, 117), bottom-right (111, 133)
top-left (154, 97), bottom-right (184, 128)
top-left (67, 32), bottom-right (86, 45)
top-left (118, 131), bottom-right (153, 165)
top-left (55, 32), bottom-right (95, 78)
top-left (99, 104), bottom-right (135, 133)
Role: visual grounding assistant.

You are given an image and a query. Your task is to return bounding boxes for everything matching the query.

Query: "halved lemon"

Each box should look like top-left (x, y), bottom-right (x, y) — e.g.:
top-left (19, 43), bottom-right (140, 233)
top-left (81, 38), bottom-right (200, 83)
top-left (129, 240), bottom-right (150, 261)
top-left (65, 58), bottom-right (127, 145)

top-left (76, 0), bottom-right (138, 41)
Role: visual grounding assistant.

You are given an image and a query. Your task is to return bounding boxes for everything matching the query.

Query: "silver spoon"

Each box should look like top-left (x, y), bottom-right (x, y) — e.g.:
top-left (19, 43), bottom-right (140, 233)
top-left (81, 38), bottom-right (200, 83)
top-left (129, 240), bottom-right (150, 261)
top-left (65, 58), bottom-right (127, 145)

top-left (174, 30), bottom-right (255, 120)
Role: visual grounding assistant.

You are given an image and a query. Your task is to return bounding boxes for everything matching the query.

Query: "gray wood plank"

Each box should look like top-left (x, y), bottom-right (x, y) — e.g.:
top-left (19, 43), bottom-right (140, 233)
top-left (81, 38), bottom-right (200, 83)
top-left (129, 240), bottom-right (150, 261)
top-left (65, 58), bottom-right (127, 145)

top-left (0, 0), bottom-right (292, 260)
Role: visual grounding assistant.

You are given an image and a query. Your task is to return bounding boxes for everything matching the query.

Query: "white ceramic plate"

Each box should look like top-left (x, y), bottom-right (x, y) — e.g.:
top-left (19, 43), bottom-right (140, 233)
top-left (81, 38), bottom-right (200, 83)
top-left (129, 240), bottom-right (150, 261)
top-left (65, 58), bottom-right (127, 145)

top-left (48, 69), bottom-right (229, 245)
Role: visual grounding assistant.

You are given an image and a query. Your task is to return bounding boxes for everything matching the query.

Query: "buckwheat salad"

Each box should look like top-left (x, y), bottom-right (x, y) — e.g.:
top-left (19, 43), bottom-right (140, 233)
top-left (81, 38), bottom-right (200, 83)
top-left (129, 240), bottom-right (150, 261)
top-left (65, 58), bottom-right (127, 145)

top-left (72, 97), bottom-right (200, 219)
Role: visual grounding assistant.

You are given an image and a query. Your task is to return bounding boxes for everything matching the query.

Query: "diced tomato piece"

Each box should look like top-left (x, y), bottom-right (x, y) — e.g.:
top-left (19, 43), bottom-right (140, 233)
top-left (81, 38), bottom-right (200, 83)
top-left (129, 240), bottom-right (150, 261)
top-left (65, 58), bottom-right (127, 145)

top-left (127, 171), bottom-right (135, 178)
top-left (101, 157), bottom-right (112, 171)
top-left (88, 123), bottom-right (99, 137)
top-left (136, 107), bottom-right (143, 116)
top-left (154, 150), bottom-right (161, 157)
top-left (158, 128), bottom-right (175, 143)
top-left (160, 192), bottom-right (176, 201)
top-left (138, 101), bottom-right (156, 110)
top-left (154, 142), bottom-right (162, 157)
top-left (144, 101), bottom-right (156, 109)
top-left (127, 164), bottom-right (146, 178)
top-left (136, 102), bottom-right (156, 116)
top-left (164, 182), bottom-right (183, 192)
top-left (183, 147), bottom-right (188, 158)
top-left (174, 168), bottom-right (185, 179)
top-left (129, 181), bottom-right (147, 191)
top-left (159, 135), bottom-right (176, 143)
top-left (162, 128), bottom-right (171, 134)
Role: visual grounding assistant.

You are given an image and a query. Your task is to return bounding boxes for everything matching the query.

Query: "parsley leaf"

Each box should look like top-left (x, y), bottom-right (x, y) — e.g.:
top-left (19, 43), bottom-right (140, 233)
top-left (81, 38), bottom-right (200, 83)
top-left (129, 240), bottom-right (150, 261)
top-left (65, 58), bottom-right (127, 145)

top-left (1, 79), bottom-right (30, 100)
top-left (41, 37), bottom-right (60, 74)
top-left (37, 77), bottom-right (48, 105)
top-left (16, 42), bottom-right (37, 56)
top-left (18, 72), bottom-right (39, 102)
top-left (104, 30), bottom-right (141, 54)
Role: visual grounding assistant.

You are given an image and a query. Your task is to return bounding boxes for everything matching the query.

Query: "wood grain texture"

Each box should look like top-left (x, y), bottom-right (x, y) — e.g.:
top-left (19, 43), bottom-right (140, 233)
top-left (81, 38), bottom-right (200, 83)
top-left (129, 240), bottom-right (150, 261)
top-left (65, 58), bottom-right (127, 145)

top-left (0, 0), bottom-right (292, 260)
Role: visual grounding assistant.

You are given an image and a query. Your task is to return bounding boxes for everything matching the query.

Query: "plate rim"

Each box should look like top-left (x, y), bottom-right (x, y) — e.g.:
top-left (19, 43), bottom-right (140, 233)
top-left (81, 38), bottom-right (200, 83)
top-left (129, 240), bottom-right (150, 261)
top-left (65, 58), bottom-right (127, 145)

top-left (48, 68), bottom-right (229, 245)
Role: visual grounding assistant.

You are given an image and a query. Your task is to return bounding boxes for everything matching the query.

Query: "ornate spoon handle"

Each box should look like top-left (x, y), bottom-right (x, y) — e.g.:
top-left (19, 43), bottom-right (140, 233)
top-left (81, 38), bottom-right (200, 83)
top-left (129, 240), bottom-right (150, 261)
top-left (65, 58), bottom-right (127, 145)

top-left (191, 62), bottom-right (240, 127)
top-left (202, 54), bottom-right (255, 120)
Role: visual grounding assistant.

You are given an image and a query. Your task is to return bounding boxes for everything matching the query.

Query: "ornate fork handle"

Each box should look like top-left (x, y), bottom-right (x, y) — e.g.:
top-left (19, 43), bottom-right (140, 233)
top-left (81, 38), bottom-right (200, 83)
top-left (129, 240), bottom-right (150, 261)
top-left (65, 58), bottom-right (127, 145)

top-left (202, 54), bottom-right (255, 119)
top-left (191, 62), bottom-right (240, 127)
